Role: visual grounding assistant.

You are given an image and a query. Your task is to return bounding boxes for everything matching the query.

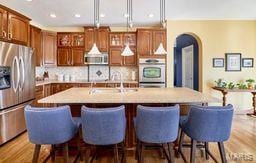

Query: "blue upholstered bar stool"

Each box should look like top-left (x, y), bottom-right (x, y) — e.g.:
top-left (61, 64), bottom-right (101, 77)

top-left (81, 105), bottom-right (126, 163)
top-left (134, 105), bottom-right (180, 163)
top-left (178, 104), bottom-right (234, 163)
top-left (24, 105), bottom-right (81, 163)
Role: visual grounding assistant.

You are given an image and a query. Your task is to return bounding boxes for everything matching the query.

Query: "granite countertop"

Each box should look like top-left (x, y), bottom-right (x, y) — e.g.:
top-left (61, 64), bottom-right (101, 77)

top-left (38, 87), bottom-right (221, 104)
top-left (36, 80), bottom-right (138, 86)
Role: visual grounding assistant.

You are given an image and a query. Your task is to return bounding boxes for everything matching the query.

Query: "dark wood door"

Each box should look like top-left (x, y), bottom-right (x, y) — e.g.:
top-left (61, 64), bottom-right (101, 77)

top-left (30, 25), bottom-right (42, 67)
top-left (137, 29), bottom-right (152, 56)
top-left (42, 31), bottom-right (57, 66)
top-left (109, 48), bottom-right (123, 66)
top-left (0, 8), bottom-right (7, 39)
top-left (152, 29), bottom-right (167, 53)
top-left (57, 48), bottom-right (72, 66)
top-left (84, 27), bottom-right (95, 52)
top-left (97, 28), bottom-right (109, 52)
top-left (8, 12), bottom-right (29, 45)
top-left (72, 48), bottom-right (84, 66)
top-left (123, 47), bottom-right (137, 66)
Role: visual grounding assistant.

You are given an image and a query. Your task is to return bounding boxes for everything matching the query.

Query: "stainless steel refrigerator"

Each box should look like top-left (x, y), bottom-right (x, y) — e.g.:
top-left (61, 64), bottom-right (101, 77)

top-left (0, 41), bottom-right (35, 145)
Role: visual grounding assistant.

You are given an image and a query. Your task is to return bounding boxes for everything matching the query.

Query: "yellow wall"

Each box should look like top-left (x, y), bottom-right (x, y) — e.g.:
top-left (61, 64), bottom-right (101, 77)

top-left (166, 20), bottom-right (256, 109)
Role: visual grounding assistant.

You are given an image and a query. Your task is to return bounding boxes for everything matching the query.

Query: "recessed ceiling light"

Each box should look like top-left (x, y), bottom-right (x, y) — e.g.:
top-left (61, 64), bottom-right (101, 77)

top-left (123, 13), bottom-right (129, 18)
top-left (100, 13), bottom-right (105, 18)
top-left (26, 0), bottom-right (33, 2)
top-left (148, 13), bottom-right (154, 18)
top-left (50, 13), bottom-right (56, 18)
top-left (75, 14), bottom-right (81, 18)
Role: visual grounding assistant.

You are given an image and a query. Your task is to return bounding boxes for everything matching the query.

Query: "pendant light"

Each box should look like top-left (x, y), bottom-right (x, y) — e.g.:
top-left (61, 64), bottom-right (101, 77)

top-left (88, 0), bottom-right (101, 55)
top-left (154, 0), bottom-right (167, 55)
top-left (121, 0), bottom-right (134, 56)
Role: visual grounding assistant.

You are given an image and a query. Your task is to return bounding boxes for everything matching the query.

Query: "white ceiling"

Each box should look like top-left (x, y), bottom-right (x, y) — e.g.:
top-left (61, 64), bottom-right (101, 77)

top-left (0, 0), bottom-right (256, 27)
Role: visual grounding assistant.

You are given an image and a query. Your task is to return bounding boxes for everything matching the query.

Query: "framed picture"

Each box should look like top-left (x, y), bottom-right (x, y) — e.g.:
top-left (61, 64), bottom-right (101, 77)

top-left (242, 58), bottom-right (254, 68)
top-left (213, 58), bottom-right (224, 67)
top-left (225, 53), bottom-right (241, 71)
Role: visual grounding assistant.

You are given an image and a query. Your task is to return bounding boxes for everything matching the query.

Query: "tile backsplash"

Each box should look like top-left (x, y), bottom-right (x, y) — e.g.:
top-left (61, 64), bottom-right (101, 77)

top-left (36, 66), bottom-right (138, 81)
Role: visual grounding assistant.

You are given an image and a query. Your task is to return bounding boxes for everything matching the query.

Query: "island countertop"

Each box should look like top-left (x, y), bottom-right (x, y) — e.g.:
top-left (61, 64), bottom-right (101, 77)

top-left (38, 87), bottom-right (221, 104)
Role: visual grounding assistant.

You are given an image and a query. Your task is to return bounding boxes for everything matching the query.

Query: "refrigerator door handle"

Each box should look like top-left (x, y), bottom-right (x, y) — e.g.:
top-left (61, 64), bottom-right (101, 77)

top-left (18, 57), bottom-right (25, 90)
top-left (12, 56), bottom-right (20, 93)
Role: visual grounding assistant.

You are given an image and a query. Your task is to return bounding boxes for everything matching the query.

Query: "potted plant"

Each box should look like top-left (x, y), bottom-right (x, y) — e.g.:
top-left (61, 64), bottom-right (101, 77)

top-left (227, 82), bottom-right (235, 89)
top-left (215, 79), bottom-right (225, 88)
top-left (237, 82), bottom-right (247, 89)
top-left (246, 79), bottom-right (255, 90)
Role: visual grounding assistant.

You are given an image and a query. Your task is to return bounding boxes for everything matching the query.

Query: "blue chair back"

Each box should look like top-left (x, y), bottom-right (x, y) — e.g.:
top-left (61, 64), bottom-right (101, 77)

top-left (135, 105), bottom-right (180, 143)
top-left (81, 105), bottom-right (126, 145)
top-left (24, 105), bottom-right (79, 145)
top-left (183, 104), bottom-right (234, 142)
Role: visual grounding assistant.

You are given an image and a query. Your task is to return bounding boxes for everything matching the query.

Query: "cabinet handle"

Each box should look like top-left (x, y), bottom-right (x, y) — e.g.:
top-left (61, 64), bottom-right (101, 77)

top-left (2, 31), bottom-right (7, 38)
top-left (8, 33), bottom-right (12, 39)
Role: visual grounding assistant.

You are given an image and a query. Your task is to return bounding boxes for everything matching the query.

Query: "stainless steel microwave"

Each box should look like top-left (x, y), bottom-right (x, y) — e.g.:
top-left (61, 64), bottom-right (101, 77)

top-left (84, 53), bottom-right (108, 65)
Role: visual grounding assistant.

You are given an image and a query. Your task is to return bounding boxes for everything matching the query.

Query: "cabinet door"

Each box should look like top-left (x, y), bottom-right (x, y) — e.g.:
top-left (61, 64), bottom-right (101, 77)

top-left (152, 30), bottom-right (166, 53)
top-left (30, 26), bottom-right (42, 67)
top-left (72, 48), bottom-right (84, 66)
top-left (109, 33), bottom-right (123, 47)
top-left (84, 27), bottom-right (95, 52)
top-left (72, 33), bottom-right (84, 47)
top-left (109, 48), bottom-right (123, 66)
top-left (0, 8), bottom-right (7, 39)
top-left (8, 13), bottom-right (29, 45)
top-left (123, 33), bottom-right (136, 46)
top-left (57, 48), bottom-right (72, 66)
top-left (57, 33), bottom-right (71, 47)
top-left (42, 31), bottom-right (57, 66)
top-left (137, 30), bottom-right (152, 56)
top-left (97, 28), bottom-right (109, 52)
top-left (123, 48), bottom-right (137, 66)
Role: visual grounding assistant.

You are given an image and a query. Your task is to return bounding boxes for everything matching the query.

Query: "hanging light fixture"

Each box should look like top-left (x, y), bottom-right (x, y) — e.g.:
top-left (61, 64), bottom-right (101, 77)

top-left (154, 0), bottom-right (167, 55)
top-left (88, 0), bottom-right (101, 55)
top-left (121, 0), bottom-right (134, 56)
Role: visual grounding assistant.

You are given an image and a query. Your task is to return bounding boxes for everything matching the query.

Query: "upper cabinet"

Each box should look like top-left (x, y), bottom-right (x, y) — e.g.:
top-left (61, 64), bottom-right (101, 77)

top-left (30, 25), bottom-right (42, 67)
top-left (57, 32), bottom-right (85, 66)
top-left (0, 5), bottom-right (30, 45)
top-left (137, 28), bottom-right (166, 57)
top-left (84, 27), bottom-right (110, 52)
top-left (42, 31), bottom-right (57, 67)
top-left (109, 32), bottom-right (137, 66)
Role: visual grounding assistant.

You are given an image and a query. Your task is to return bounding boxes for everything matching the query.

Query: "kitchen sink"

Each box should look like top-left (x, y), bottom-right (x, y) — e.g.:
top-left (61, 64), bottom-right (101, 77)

top-left (89, 88), bottom-right (138, 94)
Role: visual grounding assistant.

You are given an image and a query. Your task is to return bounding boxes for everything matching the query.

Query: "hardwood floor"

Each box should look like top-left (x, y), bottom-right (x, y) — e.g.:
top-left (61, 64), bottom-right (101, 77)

top-left (0, 115), bottom-right (255, 163)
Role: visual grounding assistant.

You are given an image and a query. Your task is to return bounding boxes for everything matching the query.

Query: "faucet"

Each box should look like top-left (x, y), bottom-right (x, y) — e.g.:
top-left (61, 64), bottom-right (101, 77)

top-left (111, 71), bottom-right (124, 93)
top-left (89, 80), bottom-right (96, 94)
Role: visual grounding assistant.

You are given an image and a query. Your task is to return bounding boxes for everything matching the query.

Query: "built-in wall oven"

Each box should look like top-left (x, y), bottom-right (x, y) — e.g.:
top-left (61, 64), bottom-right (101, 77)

top-left (139, 58), bottom-right (166, 88)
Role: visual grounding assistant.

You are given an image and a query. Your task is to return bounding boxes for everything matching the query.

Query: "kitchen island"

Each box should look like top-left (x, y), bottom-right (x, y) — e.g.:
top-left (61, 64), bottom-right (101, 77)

top-left (39, 87), bottom-right (220, 149)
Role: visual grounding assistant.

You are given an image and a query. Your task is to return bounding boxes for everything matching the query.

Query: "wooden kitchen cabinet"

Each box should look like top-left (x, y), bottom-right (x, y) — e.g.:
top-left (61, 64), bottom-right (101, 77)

top-left (34, 85), bottom-right (44, 107)
top-left (42, 31), bottom-right (57, 66)
top-left (109, 32), bottom-right (137, 66)
top-left (57, 33), bottom-right (71, 47)
top-left (57, 48), bottom-right (72, 66)
top-left (0, 8), bottom-right (8, 39)
top-left (84, 26), bottom-right (109, 52)
top-left (0, 5), bottom-right (30, 45)
top-left (72, 48), bottom-right (84, 66)
top-left (72, 33), bottom-right (84, 47)
top-left (30, 25), bottom-right (42, 67)
top-left (137, 28), bottom-right (166, 56)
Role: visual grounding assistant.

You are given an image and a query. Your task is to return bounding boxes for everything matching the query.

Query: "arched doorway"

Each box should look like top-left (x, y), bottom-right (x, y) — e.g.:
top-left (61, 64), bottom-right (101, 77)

top-left (173, 33), bottom-right (202, 91)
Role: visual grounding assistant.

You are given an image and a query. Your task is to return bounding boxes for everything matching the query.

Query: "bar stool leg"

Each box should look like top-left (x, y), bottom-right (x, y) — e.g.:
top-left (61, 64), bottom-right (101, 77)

top-left (218, 142), bottom-right (227, 163)
top-left (114, 144), bottom-right (119, 163)
top-left (32, 144), bottom-right (41, 163)
top-left (121, 142), bottom-right (127, 163)
top-left (63, 143), bottom-right (69, 163)
top-left (168, 143), bottom-right (175, 163)
top-left (205, 142), bottom-right (209, 160)
top-left (50, 145), bottom-right (55, 162)
top-left (190, 139), bottom-right (196, 163)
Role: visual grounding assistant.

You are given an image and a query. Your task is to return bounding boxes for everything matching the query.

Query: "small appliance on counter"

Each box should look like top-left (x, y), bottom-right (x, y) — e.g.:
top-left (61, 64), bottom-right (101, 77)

top-left (139, 58), bottom-right (166, 88)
